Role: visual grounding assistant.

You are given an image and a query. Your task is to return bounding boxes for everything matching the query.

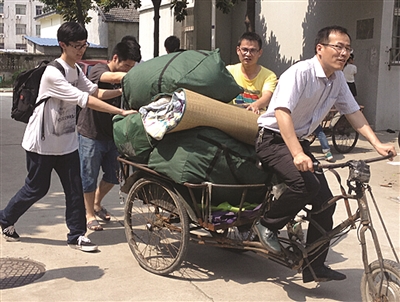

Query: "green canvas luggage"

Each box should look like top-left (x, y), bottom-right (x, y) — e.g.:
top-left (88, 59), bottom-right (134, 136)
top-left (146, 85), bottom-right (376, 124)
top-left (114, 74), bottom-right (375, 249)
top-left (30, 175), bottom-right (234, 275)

top-left (121, 49), bottom-right (243, 109)
top-left (113, 113), bottom-right (156, 163)
top-left (147, 127), bottom-right (271, 205)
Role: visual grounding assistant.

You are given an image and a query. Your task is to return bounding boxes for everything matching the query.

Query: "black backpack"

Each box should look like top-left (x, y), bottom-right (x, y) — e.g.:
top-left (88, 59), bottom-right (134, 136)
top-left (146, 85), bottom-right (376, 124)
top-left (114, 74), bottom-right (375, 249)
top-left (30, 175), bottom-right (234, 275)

top-left (12, 60), bottom-right (65, 123)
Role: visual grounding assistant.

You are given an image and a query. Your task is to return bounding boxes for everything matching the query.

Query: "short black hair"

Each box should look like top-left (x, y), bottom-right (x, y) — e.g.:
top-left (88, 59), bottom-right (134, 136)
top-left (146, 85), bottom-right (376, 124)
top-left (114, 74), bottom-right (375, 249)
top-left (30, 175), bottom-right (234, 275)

top-left (57, 22), bottom-right (88, 44)
top-left (314, 26), bottom-right (351, 54)
top-left (237, 32), bottom-right (262, 50)
top-left (112, 41), bottom-right (142, 63)
top-left (164, 35), bottom-right (180, 53)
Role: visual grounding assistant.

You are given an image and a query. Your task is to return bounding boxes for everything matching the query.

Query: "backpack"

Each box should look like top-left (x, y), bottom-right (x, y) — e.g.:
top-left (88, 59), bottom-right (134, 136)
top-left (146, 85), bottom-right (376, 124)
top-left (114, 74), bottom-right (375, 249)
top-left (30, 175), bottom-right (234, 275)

top-left (11, 60), bottom-right (65, 123)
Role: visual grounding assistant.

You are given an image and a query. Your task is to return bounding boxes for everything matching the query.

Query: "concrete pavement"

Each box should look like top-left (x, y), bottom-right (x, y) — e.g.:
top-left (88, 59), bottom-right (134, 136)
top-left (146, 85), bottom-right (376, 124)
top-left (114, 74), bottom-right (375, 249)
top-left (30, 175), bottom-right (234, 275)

top-left (0, 92), bottom-right (399, 301)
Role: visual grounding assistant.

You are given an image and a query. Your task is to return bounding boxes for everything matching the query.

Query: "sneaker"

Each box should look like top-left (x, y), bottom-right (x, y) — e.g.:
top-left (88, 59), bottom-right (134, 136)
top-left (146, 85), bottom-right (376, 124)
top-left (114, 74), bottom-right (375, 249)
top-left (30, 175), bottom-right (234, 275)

top-left (2, 225), bottom-right (20, 242)
top-left (253, 220), bottom-right (281, 254)
top-left (324, 151), bottom-right (333, 162)
top-left (69, 236), bottom-right (98, 252)
top-left (302, 265), bottom-right (346, 283)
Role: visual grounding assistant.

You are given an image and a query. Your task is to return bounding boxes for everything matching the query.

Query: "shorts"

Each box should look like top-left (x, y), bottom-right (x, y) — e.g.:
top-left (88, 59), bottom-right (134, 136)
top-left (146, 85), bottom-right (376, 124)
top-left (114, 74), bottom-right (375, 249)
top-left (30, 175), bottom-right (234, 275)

top-left (78, 134), bottom-right (119, 193)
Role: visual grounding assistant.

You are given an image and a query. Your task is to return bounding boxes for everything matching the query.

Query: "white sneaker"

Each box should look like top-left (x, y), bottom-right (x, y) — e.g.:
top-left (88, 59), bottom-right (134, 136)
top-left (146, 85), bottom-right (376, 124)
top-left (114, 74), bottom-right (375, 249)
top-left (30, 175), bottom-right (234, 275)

top-left (69, 236), bottom-right (98, 252)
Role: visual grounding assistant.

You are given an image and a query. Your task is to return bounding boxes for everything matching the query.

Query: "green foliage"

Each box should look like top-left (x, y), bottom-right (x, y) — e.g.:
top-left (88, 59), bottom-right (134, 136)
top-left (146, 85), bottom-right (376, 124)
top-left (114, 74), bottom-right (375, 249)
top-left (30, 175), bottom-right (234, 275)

top-left (39, 0), bottom-right (244, 25)
top-left (41, 0), bottom-right (95, 24)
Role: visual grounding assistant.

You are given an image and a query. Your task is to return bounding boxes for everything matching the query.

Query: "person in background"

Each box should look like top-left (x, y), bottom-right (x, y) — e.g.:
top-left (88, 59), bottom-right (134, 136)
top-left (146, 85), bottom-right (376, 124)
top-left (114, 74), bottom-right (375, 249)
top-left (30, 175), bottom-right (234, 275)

top-left (254, 25), bottom-right (396, 283)
top-left (164, 35), bottom-right (181, 54)
top-left (343, 53), bottom-right (357, 97)
top-left (313, 125), bottom-right (333, 161)
top-left (0, 22), bottom-right (136, 251)
top-left (77, 39), bottom-right (141, 231)
top-left (226, 32), bottom-right (277, 115)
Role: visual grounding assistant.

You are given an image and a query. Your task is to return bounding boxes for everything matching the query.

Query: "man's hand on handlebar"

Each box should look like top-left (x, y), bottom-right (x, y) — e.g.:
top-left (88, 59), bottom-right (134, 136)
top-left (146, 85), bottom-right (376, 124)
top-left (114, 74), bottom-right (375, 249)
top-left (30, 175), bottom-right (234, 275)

top-left (374, 143), bottom-right (397, 160)
top-left (293, 152), bottom-right (314, 172)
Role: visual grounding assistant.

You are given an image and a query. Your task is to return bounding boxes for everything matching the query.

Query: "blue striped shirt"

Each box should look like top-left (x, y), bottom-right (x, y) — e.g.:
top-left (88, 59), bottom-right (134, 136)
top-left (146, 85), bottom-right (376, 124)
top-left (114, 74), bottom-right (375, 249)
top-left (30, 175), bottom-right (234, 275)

top-left (257, 56), bottom-right (360, 139)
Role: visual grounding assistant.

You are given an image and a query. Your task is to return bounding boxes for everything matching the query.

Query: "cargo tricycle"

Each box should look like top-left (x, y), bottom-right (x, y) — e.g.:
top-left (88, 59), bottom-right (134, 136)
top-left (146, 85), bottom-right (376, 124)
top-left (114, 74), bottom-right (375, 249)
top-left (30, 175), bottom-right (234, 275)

top-left (117, 152), bottom-right (399, 302)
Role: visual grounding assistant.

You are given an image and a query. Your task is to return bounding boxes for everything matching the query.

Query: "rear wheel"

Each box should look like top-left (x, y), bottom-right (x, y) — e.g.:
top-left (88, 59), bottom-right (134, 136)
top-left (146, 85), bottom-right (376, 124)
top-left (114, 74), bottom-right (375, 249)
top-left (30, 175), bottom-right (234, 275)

top-left (360, 259), bottom-right (400, 302)
top-left (124, 178), bottom-right (189, 275)
top-left (332, 115), bottom-right (359, 153)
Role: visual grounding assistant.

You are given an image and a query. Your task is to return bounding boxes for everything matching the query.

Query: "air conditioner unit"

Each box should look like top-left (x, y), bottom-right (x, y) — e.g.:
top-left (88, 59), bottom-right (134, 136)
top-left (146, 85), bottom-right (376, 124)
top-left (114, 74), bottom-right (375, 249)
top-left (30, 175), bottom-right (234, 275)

top-left (0, 34), bottom-right (4, 38)
top-left (16, 15), bottom-right (22, 20)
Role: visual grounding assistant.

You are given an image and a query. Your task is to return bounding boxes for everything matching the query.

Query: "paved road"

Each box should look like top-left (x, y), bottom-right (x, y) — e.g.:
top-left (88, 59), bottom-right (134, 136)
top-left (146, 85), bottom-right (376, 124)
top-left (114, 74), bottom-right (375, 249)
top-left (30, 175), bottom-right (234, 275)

top-left (0, 92), bottom-right (399, 301)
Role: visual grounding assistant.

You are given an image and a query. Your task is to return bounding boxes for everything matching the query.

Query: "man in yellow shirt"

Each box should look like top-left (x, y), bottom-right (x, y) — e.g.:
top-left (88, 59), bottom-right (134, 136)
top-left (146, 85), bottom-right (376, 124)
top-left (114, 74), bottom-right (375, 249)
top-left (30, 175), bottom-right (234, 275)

top-left (227, 32), bottom-right (277, 114)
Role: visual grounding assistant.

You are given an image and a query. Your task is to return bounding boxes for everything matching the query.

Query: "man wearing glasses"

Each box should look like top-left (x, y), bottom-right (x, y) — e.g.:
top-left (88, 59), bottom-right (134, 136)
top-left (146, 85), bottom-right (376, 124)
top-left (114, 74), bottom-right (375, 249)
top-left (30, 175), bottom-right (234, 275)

top-left (254, 26), bottom-right (396, 283)
top-left (0, 22), bottom-right (136, 252)
top-left (227, 32), bottom-right (277, 114)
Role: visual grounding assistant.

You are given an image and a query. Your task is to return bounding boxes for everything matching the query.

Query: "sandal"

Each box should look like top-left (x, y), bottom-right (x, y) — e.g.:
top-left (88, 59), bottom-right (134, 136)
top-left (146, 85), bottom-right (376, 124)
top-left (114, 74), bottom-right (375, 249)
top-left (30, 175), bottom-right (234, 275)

top-left (87, 220), bottom-right (103, 231)
top-left (94, 207), bottom-right (111, 221)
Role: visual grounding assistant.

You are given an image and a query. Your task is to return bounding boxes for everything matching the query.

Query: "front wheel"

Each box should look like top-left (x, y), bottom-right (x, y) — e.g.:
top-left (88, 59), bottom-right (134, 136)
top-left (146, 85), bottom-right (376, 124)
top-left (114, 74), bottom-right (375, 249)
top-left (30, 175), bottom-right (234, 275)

top-left (360, 259), bottom-right (400, 302)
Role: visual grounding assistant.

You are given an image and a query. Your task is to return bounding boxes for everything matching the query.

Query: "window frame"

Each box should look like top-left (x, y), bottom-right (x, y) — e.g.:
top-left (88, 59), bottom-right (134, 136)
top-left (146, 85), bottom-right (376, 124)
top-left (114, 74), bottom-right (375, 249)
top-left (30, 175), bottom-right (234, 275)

top-left (390, 0), bottom-right (400, 66)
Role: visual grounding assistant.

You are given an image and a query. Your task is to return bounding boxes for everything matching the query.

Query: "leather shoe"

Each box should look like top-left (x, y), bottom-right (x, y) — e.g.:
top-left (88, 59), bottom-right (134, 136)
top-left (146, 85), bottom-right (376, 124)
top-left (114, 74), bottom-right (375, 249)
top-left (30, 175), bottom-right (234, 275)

top-left (253, 220), bottom-right (281, 254)
top-left (302, 265), bottom-right (346, 283)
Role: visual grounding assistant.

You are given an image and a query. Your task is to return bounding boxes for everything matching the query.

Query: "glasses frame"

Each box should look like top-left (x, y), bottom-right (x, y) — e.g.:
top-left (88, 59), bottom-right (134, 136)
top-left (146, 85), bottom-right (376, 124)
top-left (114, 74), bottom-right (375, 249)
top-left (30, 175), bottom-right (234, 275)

top-left (238, 47), bottom-right (260, 56)
top-left (321, 43), bottom-right (353, 54)
top-left (68, 41), bottom-right (90, 50)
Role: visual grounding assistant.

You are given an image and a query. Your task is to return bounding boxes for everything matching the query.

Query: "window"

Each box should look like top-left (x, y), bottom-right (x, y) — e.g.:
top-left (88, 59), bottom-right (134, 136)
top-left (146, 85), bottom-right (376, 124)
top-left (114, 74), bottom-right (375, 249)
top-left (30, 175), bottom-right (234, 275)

top-left (0, 3), bottom-right (3, 14)
top-left (0, 23), bottom-right (3, 34)
top-left (15, 4), bottom-right (26, 15)
top-left (390, 0), bottom-right (400, 65)
top-left (16, 24), bottom-right (26, 35)
top-left (36, 24), bottom-right (41, 36)
top-left (16, 43), bottom-right (27, 50)
top-left (181, 8), bottom-right (194, 50)
top-left (36, 6), bottom-right (43, 16)
top-left (0, 43), bottom-right (4, 49)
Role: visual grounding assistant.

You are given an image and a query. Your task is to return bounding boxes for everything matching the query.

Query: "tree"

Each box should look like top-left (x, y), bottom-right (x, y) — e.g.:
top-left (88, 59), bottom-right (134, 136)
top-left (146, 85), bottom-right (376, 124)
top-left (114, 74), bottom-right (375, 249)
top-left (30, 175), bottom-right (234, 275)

top-left (39, 0), bottom-right (255, 56)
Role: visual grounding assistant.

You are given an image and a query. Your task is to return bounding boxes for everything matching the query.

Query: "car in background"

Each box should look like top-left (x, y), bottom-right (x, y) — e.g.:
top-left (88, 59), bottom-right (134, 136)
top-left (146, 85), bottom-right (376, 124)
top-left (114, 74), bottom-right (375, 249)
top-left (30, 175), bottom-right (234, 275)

top-left (77, 59), bottom-right (108, 77)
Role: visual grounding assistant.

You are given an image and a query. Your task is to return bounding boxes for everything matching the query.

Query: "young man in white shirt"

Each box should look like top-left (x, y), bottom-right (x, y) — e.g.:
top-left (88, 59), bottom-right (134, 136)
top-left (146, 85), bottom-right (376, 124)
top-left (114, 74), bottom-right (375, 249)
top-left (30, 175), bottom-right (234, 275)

top-left (0, 22), bottom-right (136, 252)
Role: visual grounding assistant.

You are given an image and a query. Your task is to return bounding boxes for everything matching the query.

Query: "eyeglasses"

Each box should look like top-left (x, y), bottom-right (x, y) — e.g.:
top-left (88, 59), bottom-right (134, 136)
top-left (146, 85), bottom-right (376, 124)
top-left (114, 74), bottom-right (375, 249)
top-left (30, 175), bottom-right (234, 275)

top-left (239, 47), bottom-right (259, 55)
top-left (321, 43), bottom-right (353, 54)
top-left (68, 41), bottom-right (90, 50)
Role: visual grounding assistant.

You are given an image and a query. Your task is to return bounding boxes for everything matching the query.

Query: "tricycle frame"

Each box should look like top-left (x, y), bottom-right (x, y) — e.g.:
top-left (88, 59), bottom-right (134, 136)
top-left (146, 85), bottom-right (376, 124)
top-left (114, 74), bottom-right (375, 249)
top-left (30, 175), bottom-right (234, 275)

top-left (118, 154), bottom-right (399, 301)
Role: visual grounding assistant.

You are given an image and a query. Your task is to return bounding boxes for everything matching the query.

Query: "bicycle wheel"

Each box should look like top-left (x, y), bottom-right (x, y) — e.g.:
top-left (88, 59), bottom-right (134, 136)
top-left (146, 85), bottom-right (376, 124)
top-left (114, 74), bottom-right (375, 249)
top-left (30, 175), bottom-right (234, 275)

top-left (360, 259), bottom-right (400, 302)
top-left (124, 178), bottom-right (189, 275)
top-left (332, 115), bottom-right (359, 153)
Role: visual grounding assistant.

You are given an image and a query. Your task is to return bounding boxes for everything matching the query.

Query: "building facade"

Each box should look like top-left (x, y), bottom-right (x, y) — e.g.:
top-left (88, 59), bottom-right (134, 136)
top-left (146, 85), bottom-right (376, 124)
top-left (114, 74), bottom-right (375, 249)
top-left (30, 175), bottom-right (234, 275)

top-left (138, 0), bottom-right (400, 131)
top-left (0, 0), bottom-right (44, 50)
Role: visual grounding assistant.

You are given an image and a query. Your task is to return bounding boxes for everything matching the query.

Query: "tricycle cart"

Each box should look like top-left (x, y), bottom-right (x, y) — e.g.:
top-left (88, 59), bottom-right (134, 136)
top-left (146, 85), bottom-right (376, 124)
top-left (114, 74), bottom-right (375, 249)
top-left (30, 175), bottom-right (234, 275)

top-left (117, 153), bottom-right (399, 301)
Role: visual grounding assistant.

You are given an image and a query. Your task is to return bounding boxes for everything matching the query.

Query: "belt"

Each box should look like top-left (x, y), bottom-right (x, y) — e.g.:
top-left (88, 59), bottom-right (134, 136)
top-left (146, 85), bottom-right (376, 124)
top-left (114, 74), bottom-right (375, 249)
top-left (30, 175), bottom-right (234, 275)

top-left (258, 127), bottom-right (308, 143)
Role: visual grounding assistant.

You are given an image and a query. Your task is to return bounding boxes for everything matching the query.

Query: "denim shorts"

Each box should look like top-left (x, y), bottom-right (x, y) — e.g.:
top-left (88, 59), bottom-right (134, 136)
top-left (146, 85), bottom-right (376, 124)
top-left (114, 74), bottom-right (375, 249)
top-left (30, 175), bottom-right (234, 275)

top-left (78, 134), bottom-right (119, 192)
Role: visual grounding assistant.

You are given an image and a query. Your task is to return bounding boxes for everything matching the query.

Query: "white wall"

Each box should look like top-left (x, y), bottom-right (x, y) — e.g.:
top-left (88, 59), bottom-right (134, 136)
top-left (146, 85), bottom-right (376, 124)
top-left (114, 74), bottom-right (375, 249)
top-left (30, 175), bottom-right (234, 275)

top-left (376, 0), bottom-right (400, 130)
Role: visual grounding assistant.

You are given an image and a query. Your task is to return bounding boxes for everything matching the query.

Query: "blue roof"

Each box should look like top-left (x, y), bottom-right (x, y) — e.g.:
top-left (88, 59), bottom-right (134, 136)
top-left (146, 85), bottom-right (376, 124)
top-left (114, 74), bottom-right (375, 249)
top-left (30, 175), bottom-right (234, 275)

top-left (24, 36), bottom-right (106, 48)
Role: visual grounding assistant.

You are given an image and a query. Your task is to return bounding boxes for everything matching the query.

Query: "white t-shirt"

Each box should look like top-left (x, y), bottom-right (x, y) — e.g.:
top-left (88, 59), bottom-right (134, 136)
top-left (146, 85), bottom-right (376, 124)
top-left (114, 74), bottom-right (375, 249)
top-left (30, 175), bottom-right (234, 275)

top-left (22, 58), bottom-right (98, 155)
top-left (343, 63), bottom-right (357, 83)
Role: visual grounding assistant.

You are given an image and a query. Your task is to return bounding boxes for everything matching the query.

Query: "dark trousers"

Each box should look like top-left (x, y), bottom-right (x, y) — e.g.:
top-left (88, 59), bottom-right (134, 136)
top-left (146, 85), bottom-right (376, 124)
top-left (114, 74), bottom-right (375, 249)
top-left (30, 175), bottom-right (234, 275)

top-left (0, 150), bottom-right (86, 244)
top-left (256, 129), bottom-right (336, 267)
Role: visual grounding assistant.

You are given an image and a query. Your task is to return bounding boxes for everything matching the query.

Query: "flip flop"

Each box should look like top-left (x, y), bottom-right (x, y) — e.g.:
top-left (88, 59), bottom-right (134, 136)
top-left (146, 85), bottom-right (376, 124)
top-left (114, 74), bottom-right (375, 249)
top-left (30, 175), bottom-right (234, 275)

top-left (87, 220), bottom-right (103, 231)
top-left (94, 207), bottom-right (111, 221)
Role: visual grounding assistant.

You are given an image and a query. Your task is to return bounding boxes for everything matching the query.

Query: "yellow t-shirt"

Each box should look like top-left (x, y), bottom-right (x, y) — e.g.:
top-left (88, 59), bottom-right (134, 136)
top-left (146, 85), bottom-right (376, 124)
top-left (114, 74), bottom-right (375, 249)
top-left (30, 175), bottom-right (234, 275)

top-left (227, 63), bottom-right (277, 105)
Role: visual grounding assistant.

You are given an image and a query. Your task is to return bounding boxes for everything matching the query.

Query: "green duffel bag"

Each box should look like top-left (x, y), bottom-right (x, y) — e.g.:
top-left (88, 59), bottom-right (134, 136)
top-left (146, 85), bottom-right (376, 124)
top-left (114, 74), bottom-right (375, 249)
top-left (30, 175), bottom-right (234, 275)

top-left (121, 49), bottom-right (243, 109)
top-left (112, 113), bottom-right (156, 163)
top-left (148, 127), bottom-right (270, 206)
top-left (148, 127), bottom-right (270, 185)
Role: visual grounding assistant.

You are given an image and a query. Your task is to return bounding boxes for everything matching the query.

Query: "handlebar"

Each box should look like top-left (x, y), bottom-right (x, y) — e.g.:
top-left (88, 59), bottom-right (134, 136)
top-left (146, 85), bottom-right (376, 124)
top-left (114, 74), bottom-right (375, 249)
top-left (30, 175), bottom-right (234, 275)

top-left (314, 151), bottom-right (394, 171)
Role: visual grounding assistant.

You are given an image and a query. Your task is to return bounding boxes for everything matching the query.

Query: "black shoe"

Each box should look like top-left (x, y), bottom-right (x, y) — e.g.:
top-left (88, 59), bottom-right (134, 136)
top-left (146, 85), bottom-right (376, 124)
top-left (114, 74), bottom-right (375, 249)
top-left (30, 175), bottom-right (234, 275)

top-left (302, 265), bottom-right (346, 283)
top-left (2, 225), bottom-right (20, 242)
top-left (253, 220), bottom-right (281, 254)
top-left (68, 236), bottom-right (98, 252)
